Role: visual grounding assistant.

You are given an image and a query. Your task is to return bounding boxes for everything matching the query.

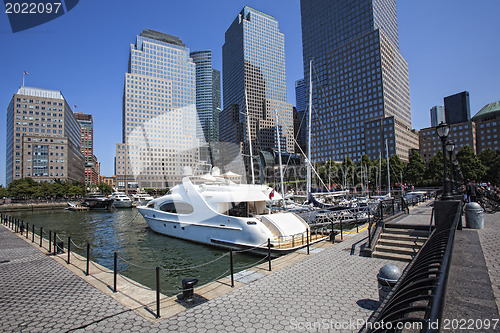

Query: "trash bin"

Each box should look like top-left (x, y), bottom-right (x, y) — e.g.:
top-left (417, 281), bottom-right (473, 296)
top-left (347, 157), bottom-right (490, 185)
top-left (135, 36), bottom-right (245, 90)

top-left (465, 202), bottom-right (484, 229)
top-left (181, 277), bottom-right (199, 301)
top-left (377, 265), bottom-right (401, 303)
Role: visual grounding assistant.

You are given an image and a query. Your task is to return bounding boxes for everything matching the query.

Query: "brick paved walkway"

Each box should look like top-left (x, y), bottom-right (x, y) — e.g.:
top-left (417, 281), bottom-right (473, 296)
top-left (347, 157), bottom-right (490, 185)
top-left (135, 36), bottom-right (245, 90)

top-left (2, 204), bottom-right (497, 332)
top-left (478, 213), bottom-right (500, 314)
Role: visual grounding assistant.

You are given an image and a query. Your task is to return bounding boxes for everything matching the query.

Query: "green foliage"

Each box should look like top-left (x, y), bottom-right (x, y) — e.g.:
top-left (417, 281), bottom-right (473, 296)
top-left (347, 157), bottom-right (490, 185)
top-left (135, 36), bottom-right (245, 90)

top-left (456, 146), bottom-right (486, 182)
top-left (424, 150), bottom-right (444, 186)
top-left (404, 151), bottom-right (426, 186)
top-left (389, 154), bottom-right (404, 184)
top-left (4, 178), bottom-right (86, 199)
top-left (143, 187), bottom-right (170, 197)
top-left (0, 186), bottom-right (9, 198)
top-left (96, 182), bottom-right (113, 196)
top-left (478, 148), bottom-right (500, 185)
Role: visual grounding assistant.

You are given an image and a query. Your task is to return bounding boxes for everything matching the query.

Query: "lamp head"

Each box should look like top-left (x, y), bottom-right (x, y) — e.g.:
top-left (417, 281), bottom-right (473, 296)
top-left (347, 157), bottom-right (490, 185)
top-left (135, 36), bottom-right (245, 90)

top-left (436, 121), bottom-right (450, 139)
top-left (446, 140), bottom-right (455, 152)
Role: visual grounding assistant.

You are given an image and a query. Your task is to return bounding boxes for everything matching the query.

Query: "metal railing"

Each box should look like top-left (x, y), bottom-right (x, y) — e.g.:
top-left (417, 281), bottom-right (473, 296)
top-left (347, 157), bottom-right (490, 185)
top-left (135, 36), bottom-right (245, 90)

top-left (365, 200), bottom-right (463, 332)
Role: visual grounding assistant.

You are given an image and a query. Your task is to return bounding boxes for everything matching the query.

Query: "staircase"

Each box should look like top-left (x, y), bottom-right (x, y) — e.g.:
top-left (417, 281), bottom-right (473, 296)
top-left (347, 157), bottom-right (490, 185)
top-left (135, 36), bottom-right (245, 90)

top-left (372, 224), bottom-right (430, 262)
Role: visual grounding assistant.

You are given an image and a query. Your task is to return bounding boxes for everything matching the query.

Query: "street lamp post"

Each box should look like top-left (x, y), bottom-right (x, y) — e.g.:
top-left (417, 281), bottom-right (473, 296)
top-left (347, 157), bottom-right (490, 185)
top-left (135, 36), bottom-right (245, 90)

top-left (436, 122), bottom-right (452, 200)
top-left (446, 141), bottom-right (455, 194)
top-left (453, 159), bottom-right (459, 194)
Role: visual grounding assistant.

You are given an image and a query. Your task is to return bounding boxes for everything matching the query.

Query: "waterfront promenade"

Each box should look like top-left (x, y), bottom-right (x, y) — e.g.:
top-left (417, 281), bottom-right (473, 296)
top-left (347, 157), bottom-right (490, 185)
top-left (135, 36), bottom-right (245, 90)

top-left (1, 203), bottom-right (499, 332)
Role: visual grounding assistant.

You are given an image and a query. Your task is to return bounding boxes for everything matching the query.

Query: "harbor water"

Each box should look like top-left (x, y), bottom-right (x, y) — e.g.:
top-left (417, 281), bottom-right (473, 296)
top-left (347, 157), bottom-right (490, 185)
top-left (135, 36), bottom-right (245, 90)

top-left (10, 208), bottom-right (257, 295)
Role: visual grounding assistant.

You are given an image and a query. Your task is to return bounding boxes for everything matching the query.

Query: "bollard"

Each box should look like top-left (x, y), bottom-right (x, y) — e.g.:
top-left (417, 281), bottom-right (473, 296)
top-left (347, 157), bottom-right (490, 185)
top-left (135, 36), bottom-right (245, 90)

top-left (156, 266), bottom-right (161, 318)
top-left (377, 265), bottom-right (402, 303)
top-left (113, 252), bottom-right (117, 292)
top-left (49, 231), bottom-right (52, 253)
top-left (40, 226), bottom-right (43, 247)
top-left (267, 238), bottom-right (272, 271)
top-left (32, 224), bottom-right (35, 242)
top-left (67, 237), bottom-right (71, 264)
top-left (230, 250), bottom-right (234, 287)
top-left (86, 243), bottom-right (90, 276)
top-left (181, 278), bottom-right (199, 301)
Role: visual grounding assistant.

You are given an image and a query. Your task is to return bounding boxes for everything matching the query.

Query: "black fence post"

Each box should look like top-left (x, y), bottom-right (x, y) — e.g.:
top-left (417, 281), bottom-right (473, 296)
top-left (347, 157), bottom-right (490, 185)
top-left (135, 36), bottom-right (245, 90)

top-left (267, 238), bottom-right (271, 271)
top-left (331, 221), bottom-right (335, 243)
top-left (32, 224), bottom-right (35, 242)
top-left (230, 250), bottom-right (234, 287)
top-left (340, 220), bottom-right (343, 240)
top-left (156, 266), bottom-right (160, 318)
top-left (39, 226), bottom-right (43, 247)
top-left (113, 252), bottom-right (117, 292)
top-left (49, 231), bottom-right (52, 253)
top-left (86, 243), bottom-right (90, 276)
top-left (67, 237), bottom-right (71, 264)
top-left (26, 223), bottom-right (29, 238)
top-left (356, 213), bottom-right (359, 233)
top-left (53, 232), bottom-right (57, 255)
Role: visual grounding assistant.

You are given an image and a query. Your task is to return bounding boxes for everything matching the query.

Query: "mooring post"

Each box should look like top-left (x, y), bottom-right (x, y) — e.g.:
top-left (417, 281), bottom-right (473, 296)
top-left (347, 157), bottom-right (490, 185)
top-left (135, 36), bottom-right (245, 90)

top-left (86, 243), bottom-right (90, 276)
top-left (356, 213), bottom-right (359, 233)
top-left (113, 252), bottom-right (117, 293)
top-left (156, 266), bottom-right (160, 318)
top-left (267, 238), bottom-right (271, 271)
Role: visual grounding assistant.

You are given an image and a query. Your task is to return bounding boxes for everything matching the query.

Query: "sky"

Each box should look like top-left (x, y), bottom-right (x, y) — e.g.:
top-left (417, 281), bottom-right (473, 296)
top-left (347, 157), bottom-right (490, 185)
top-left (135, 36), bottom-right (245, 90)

top-left (0, 0), bottom-right (499, 186)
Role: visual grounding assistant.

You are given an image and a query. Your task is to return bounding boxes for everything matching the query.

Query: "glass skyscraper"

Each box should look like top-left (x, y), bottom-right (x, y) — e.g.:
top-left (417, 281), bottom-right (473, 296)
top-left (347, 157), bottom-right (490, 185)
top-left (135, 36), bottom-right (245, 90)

top-left (115, 29), bottom-right (199, 191)
top-left (190, 50), bottom-right (221, 164)
top-left (221, 6), bottom-right (294, 167)
top-left (300, 0), bottom-right (418, 162)
top-left (430, 105), bottom-right (445, 127)
top-left (444, 91), bottom-right (470, 125)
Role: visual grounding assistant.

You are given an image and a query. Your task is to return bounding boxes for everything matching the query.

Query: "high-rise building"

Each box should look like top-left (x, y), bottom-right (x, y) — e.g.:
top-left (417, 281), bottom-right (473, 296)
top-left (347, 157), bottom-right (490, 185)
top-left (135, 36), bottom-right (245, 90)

top-left (300, 0), bottom-right (418, 162)
top-left (190, 50), bottom-right (221, 164)
top-left (115, 29), bottom-right (199, 192)
top-left (444, 91), bottom-right (470, 125)
top-left (75, 112), bottom-right (99, 185)
top-left (472, 101), bottom-right (500, 153)
top-left (295, 78), bottom-right (307, 154)
top-left (220, 6), bottom-right (294, 180)
top-left (430, 106), bottom-right (446, 127)
top-left (5, 86), bottom-right (84, 185)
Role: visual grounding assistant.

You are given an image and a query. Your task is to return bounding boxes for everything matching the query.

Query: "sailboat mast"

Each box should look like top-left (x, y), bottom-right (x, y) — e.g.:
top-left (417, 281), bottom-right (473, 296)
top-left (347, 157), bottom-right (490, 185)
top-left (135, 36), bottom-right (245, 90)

top-left (275, 110), bottom-right (286, 208)
top-left (245, 89), bottom-right (255, 184)
top-left (386, 139), bottom-right (390, 196)
top-left (306, 60), bottom-right (313, 199)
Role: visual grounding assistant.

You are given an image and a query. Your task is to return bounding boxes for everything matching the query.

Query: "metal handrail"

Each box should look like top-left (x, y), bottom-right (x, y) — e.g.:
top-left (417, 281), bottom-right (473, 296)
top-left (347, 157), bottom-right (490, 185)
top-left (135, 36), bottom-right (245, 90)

top-left (366, 200), bottom-right (463, 332)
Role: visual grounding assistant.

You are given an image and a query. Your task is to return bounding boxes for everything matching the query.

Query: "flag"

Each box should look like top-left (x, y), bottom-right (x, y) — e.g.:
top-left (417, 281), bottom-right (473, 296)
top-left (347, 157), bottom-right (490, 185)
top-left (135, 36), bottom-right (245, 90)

top-left (23, 71), bottom-right (28, 75)
top-left (74, 105), bottom-right (78, 108)
top-left (269, 189), bottom-right (275, 200)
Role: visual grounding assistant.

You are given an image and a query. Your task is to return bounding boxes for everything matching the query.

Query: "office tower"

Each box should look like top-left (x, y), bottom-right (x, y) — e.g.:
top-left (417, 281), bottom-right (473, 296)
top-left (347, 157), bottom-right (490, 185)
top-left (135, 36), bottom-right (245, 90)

top-left (74, 112), bottom-right (99, 185)
top-left (472, 101), bottom-right (500, 153)
top-left (444, 91), bottom-right (470, 125)
top-left (220, 6), bottom-right (294, 179)
top-left (115, 29), bottom-right (199, 191)
top-left (295, 78), bottom-right (307, 153)
top-left (5, 86), bottom-right (85, 185)
top-left (190, 50), bottom-right (221, 163)
top-left (300, 0), bottom-right (418, 162)
top-left (430, 106), bottom-right (445, 127)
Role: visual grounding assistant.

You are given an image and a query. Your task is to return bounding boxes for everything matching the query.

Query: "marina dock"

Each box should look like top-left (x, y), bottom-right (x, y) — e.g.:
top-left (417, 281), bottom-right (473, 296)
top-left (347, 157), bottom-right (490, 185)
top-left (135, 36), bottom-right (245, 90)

top-left (1, 202), bottom-right (499, 332)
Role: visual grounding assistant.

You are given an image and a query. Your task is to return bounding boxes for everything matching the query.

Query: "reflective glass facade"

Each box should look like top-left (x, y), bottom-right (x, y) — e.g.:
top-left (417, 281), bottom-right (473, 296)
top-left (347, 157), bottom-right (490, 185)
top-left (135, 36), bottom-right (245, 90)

top-left (300, 0), bottom-right (417, 162)
top-left (116, 29), bottom-right (199, 190)
top-left (221, 6), bottom-right (294, 158)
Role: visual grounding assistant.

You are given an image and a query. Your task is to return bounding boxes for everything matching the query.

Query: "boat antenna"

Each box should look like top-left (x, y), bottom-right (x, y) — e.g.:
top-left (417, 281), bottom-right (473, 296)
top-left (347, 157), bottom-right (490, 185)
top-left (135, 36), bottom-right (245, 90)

top-left (275, 109), bottom-right (286, 209)
top-left (244, 89), bottom-right (255, 184)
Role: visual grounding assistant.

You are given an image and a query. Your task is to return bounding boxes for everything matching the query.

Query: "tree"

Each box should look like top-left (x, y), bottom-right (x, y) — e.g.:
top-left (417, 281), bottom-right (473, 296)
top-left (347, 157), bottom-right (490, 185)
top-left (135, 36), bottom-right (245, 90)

top-left (97, 182), bottom-right (113, 196)
top-left (0, 186), bottom-right (9, 198)
top-left (456, 146), bottom-right (486, 182)
top-left (404, 151), bottom-right (426, 186)
top-left (478, 148), bottom-right (500, 185)
top-left (424, 151), bottom-right (444, 186)
top-left (389, 154), bottom-right (404, 186)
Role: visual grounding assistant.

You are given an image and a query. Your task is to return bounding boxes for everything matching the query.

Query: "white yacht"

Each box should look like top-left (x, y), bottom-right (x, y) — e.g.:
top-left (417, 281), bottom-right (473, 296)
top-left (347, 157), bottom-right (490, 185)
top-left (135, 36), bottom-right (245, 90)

top-left (132, 192), bottom-right (154, 206)
top-left (137, 175), bottom-right (325, 254)
top-left (109, 192), bottom-right (133, 208)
